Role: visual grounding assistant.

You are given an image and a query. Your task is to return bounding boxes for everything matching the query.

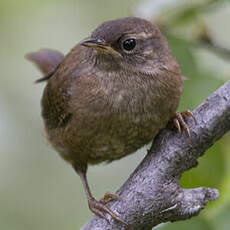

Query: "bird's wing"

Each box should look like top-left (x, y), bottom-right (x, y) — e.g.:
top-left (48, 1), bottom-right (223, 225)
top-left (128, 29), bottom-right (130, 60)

top-left (40, 45), bottom-right (86, 130)
top-left (41, 79), bottom-right (73, 130)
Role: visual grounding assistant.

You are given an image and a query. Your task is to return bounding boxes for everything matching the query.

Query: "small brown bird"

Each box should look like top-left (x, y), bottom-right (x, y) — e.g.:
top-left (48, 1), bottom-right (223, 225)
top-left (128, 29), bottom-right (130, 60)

top-left (27, 17), bottom-right (194, 223)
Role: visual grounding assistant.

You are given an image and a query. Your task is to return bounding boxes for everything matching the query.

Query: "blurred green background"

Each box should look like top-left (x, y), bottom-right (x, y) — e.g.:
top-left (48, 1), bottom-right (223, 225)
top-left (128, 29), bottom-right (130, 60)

top-left (0, 0), bottom-right (230, 229)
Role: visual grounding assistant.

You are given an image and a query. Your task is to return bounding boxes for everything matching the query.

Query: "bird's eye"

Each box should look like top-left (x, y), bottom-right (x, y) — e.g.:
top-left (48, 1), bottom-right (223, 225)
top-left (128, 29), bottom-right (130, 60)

top-left (122, 38), bottom-right (136, 52)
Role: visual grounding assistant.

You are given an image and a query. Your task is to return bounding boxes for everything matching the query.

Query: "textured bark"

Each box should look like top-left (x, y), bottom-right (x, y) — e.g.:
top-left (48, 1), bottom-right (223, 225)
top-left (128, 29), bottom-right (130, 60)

top-left (81, 80), bottom-right (230, 230)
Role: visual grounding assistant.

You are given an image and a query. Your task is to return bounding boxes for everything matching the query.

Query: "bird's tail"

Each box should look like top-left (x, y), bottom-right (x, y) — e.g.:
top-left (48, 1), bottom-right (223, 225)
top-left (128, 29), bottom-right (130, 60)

top-left (25, 49), bottom-right (64, 83)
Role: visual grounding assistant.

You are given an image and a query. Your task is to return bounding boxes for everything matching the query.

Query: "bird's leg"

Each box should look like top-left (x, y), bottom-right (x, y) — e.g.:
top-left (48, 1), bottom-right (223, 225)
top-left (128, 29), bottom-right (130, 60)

top-left (74, 166), bottom-right (125, 224)
top-left (173, 110), bottom-right (197, 138)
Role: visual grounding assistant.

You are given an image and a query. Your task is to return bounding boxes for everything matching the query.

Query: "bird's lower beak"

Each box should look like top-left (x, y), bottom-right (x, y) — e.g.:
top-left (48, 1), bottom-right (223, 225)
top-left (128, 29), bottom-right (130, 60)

top-left (80, 38), bottom-right (121, 57)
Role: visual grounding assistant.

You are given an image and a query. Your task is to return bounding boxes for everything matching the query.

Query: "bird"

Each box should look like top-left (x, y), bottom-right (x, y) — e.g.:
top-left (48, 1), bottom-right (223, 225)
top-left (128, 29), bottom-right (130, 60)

top-left (26, 17), bottom-right (195, 224)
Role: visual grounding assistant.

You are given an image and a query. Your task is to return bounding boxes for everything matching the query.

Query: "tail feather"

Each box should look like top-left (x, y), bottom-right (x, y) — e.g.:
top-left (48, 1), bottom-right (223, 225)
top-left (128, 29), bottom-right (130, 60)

top-left (26, 49), bottom-right (64, 82)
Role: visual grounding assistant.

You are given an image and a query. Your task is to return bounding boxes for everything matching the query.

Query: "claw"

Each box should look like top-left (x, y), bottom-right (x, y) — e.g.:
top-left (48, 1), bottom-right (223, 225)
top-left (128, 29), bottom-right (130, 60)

top-left (181, 110), bottom-right (197, 124)
top-left (173, 117), bottom-right (181, 134)
top-left (88, 197), bottom-right (126, 225)
top-left (173, 110), bottom-right (196, 138)
top-left (100, 192), bottom-right (122, 204)
top-left (91, 206), bottom-right (110, 224)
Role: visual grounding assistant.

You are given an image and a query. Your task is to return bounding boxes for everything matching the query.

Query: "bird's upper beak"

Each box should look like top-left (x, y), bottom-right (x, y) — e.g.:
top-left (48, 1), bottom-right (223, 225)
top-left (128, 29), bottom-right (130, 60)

top-left (79, 38), bottom-right (121, 57)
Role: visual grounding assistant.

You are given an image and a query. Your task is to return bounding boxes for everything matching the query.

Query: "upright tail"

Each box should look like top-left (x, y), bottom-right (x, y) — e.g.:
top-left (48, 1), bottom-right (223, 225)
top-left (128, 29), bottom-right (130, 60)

top-left (26, 49), bottom-right (64, 82)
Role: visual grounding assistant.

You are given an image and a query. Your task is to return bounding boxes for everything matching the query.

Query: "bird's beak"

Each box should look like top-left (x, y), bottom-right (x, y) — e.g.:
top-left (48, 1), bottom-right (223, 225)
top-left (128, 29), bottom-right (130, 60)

top-left (80, 38), bottom-right (122, 57)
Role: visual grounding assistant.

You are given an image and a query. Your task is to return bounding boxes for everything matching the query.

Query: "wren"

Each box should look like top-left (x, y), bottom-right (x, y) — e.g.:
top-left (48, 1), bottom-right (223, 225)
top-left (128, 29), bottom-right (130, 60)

top-left (27, 17), bottom-right (194, 224)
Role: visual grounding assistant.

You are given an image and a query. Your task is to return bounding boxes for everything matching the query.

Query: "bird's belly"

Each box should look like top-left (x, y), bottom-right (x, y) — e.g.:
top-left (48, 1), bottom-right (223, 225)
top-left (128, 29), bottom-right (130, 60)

top-left (52, 111), bottom-right (167, 167)
top-left (87, 121), bottom-right (160, 164)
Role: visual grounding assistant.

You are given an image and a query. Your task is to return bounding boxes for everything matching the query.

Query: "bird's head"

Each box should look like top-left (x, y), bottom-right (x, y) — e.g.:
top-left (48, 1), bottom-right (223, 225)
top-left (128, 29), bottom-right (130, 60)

top-left (80, 17), bottom-right (172, 74)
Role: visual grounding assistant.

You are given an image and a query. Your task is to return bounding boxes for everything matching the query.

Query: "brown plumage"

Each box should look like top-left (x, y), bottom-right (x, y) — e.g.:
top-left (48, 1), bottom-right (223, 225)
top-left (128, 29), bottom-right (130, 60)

top-left (27, 17), bottom-right (193, 224)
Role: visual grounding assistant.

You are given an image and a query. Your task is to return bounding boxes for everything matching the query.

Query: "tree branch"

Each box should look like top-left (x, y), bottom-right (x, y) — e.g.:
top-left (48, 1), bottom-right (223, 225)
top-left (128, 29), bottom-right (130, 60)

top-left (81, 80), bottom-right (230, 230)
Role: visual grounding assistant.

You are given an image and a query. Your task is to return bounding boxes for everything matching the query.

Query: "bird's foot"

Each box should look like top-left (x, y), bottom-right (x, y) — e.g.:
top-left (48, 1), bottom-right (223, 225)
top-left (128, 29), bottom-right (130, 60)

top-left (173, 110), bottom-right (196, 138)
top-left (88, 193), bottom-right (126, 225)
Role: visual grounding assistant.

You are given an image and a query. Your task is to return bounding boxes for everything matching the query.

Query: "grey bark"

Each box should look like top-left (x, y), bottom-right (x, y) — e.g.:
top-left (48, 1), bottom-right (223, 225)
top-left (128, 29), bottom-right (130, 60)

top-left (81, 80), bottom-right (230, 230)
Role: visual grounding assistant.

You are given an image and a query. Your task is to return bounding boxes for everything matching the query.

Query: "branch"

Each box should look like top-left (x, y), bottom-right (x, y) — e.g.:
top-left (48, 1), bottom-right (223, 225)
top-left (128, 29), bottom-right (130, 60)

top-left (81, 80), bottom-right (230, 230)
